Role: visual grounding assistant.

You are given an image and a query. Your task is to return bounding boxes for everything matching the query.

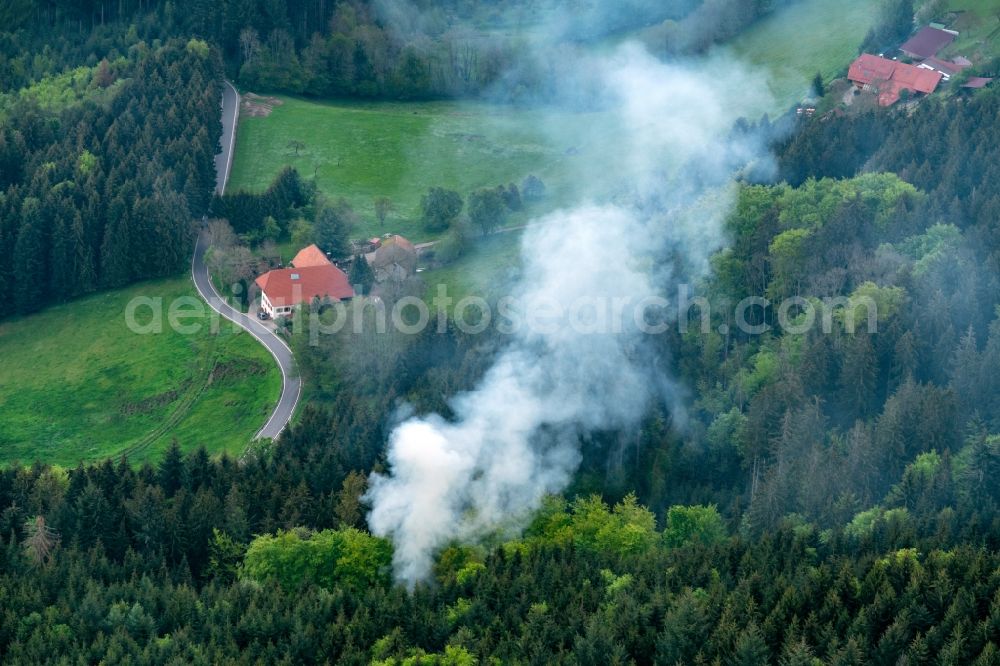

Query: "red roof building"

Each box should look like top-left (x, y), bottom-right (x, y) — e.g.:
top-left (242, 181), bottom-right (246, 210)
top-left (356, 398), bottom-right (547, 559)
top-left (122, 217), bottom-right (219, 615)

top-left (900, 26), bottom-right (956, 60)
top-left (290, 244), bottom-right (331, 268)
top-left (256, 249), bottom-right (354, 317)
top-left (848, 54), bottom-right (943, 106)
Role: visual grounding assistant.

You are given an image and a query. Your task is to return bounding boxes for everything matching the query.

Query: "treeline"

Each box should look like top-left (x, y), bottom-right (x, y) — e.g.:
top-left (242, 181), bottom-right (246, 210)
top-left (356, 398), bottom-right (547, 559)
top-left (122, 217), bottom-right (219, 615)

top-left (639, 0), bottom-right (800, 56)
top-left (3, 440), bottom-right (1000, 662)
top-left (229, 0), bottom-right (802, 100)
top-left (0, 39), bottom-right (222, 316)
top-left (210, 167), bottom-right (312, 238)
top-left (2, 0), bottom-right (561, 100)
top-left (416, 175), bottom-right (544, 265)
top-left (860, 0), bottom-right (914, 55)
top-left (3, 0), bottom-right (798, 102)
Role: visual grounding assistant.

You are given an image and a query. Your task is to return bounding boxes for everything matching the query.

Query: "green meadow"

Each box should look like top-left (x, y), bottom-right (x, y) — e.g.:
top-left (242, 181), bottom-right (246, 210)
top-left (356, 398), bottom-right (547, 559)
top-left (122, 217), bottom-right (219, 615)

top-left (226, 2), bottom-right (893, 296)
top-left (941, 0), bottom-right (1000, 61)
top-left (425, 229), bottom-right (524, 301)
top-left (228, 0), bottom-right (889, 243)
top-left (0, 278), bottom-right (281, 467)
top-left (728, 0), bottom-right (879, 110)
top-left (228, 97), bottom-right (621, 241)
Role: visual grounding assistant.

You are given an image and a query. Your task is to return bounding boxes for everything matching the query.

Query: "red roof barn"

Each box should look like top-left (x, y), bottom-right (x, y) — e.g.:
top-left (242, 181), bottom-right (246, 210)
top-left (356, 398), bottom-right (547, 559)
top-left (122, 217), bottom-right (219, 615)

top-left (848, 54), bottom-right (943, 106)
top-left (900, 26), bottom-right (956, 60)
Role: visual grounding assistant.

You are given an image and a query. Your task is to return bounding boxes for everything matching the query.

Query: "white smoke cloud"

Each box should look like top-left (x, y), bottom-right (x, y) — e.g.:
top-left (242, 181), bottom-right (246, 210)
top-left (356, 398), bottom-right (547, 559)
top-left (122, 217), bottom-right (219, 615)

top-left (366, 42), bottom-right (773, 587)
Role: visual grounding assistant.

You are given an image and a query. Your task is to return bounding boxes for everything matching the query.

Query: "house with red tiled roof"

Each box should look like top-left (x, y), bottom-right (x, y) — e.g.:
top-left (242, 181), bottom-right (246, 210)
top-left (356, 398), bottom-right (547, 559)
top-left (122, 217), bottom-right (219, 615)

top-left (848, 54), bottom-right (943, 106)
top-left (256, 247), bottom-right (354, 317)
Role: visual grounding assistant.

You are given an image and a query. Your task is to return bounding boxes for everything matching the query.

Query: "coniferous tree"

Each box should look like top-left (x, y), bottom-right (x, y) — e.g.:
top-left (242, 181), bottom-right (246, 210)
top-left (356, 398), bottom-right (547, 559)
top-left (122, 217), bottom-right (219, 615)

top-left (730, 623), bottom-right (770, 666)
top-left (811, 72), bottom-right (825, 98)
top-left (840, 334), bottom-right (878, 419)
top-left (99, 209), bottom-right (132, 288)
top-left (158, 440), bottom-right (187, 497)
top-left (12, 199), bottom-right (46, 313)
top-left (950, 326), bottom-right (982, 424)
top-left (313, 200), bottom-right (354, 258)
top-left (48, 215), bottom-right (75, 301)
top-left (71, 213), bottom-right (97, 295)
top-left (348, 255), bottom-right (375, 295)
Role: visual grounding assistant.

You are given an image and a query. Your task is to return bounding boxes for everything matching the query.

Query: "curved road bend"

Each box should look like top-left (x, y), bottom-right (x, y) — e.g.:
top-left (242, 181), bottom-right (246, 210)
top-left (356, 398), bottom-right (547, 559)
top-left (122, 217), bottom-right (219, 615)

top-left (192, 80), bottom-right (302, 440)
top-left (191, 236), bottom-right (301, 440)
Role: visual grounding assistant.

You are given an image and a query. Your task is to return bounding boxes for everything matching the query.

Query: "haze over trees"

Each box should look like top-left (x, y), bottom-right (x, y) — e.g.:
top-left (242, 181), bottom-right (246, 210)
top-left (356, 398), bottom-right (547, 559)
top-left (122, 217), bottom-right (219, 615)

top-left (468, 187), bottom-right (507, 235)
top-left (421, 186), bottom-right (464, 232)
top-left (0, 0), bottom-right (811, 103)
top-left (4, 0), bottom-right (1000, 662)
top-left (860, 0), bottom-right (915, 54)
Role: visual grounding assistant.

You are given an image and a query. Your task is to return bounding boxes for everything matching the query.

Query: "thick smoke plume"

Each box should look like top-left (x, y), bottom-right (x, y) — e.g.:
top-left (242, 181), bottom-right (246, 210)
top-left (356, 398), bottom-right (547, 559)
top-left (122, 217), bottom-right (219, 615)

top-left (366, 43), bottom-right (773, 586)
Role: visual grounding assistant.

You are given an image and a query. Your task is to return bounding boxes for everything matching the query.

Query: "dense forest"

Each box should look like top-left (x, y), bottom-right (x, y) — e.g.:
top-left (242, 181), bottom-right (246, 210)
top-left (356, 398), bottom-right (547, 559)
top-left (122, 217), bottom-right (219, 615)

top-left (0, 38), bottom-right (221, 315)
top-left (6, 85), bottom-right (1000, 660)
top-left (1, 0), bottom-right (800, 101)
top-left (5, 0), bottom-right (1000, 662)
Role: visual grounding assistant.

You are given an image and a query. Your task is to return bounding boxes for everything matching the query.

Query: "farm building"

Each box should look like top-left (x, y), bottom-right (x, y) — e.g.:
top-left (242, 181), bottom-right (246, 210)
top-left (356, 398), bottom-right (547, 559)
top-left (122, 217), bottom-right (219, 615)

top-left (351, 237), bottom-right (383, 255)
top-left (962, 77), bottom-right (994, 89)
top-left (255, 245), bottom-right (354, 317)
top-left (899, 26), bottom-right (957, 60)
top-left (918, 56), bottom-right (970, 79)
top-left (848, 54), bottom-right (943, 106)
top-left (368, 235), bottom-right (417, 283)
top-left (289, 244), bottom-right (332, 268)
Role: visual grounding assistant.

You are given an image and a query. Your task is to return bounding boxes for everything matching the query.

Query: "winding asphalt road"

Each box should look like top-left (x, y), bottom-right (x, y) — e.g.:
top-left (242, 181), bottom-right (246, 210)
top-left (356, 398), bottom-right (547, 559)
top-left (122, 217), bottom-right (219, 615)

top-left (192, 80), bottom-right (301, 441)
top-left (214, 81), bottom-right (239, 195)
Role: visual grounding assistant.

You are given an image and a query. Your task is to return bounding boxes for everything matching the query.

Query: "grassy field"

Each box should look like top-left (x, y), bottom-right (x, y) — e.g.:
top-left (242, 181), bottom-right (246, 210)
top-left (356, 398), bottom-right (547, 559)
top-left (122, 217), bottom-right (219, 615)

top-left (728, 0), bottom-right (879, 111)
top-left (228, 2), bottom-right (888, 296)
top-left (0, 278), bottom-right (281, 467)
top-left (424, 229), bottom-right (524, 302)
top-left (940, 0), bottom-right (1000, 61)
top-left (228, 0), bottom-right (887, 242)
top-left (228, 97), bottom-right (618, 241)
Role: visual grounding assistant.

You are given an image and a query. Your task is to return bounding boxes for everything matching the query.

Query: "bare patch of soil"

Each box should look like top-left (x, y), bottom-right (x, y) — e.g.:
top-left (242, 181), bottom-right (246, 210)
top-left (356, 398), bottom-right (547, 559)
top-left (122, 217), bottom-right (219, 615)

top-left (120, 388), bottom-right (181, 415)
top-left (241, 93), bottom-right (284, 117)
top-left (211, 358), bottom-right (269, 381)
